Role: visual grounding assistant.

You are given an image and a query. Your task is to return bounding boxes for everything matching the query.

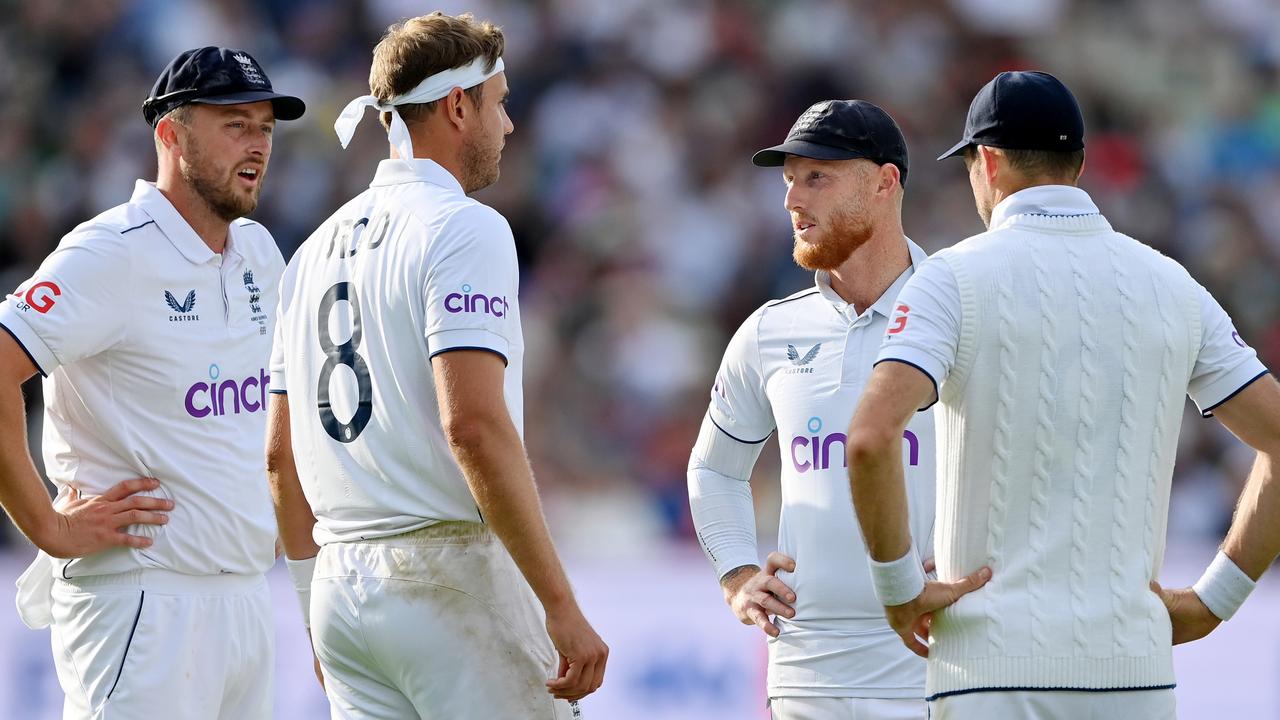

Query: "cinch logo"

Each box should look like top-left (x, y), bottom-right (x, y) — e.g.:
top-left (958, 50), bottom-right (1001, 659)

top-left (184, 364), bottom-right (269, 418)
top-left (10, 281), bottom-right (61, 314)
top-left (445, 284), bottom-right (508, 317)
top-left (790, 416), bottom-right (920, 473)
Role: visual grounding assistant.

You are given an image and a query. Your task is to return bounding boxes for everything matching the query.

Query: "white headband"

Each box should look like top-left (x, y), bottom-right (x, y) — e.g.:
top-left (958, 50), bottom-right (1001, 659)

top-left (334, 55), bottom-right (504, 161)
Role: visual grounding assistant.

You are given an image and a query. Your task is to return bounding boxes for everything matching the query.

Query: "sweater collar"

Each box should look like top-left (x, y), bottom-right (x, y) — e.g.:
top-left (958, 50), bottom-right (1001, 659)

top-left (989, 185), bottom-right (1100, 231)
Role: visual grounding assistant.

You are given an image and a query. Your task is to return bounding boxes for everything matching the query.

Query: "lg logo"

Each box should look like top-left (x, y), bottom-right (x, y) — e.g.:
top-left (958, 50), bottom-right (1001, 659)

top-left (11, 281), bottom-right (61, 314)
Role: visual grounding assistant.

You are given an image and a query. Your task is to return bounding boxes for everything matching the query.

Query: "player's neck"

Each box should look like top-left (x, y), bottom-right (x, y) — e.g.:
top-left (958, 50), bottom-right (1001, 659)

top-left (155, 178), bottom-right (230, 254)
top-left (826, 223), bottom-right (910, 314)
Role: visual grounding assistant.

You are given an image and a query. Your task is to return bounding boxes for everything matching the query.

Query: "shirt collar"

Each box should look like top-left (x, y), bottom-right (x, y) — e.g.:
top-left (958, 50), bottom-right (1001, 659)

top-left (369, 158), bottom-right (465, 194)
top-left (129, 181), bottom-right (250, 264)
top-left (814, 237), bottom-right (928, 319)
top-left (131, 180), bottom-right (221, 264)
top-left (988, 184), bottom-right (1099, 231)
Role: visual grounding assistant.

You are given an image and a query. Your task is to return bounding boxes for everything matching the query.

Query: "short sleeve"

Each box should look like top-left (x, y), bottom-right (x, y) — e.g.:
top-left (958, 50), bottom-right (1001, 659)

top-left (1188, 285), bottom-right (1269, 416)
top-left (422, 205), bottom-right (519, 364)
top-left (268, 264), bottom-right (293, 395)
top-left (0, 230), bottom-right (129, 375)
top-left (707, 311), bottom-right (773, 444)
top-left (875, 256), bottom-right (962, 409)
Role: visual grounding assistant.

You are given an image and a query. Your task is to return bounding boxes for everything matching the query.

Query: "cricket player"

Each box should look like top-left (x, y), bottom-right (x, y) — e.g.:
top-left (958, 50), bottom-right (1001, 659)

top-left (846, 71), bottom-right (1280, 719)
top-left (0, 47), bottom-right (304, 718)
top-left (687, 99), bottom-right (984, 720)
top-left (267, 13), bottom-right (606, 719)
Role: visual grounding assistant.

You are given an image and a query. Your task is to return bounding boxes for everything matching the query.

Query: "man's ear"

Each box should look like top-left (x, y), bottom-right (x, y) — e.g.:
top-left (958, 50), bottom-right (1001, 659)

top-left (878, 163), bottom-right (902, 196)
top-left (155, 116), bottom-right (182, 155)
top-left (978, 145), bottom-right (1001, 186)
top-left (442, 86), bottom-right (469, 132)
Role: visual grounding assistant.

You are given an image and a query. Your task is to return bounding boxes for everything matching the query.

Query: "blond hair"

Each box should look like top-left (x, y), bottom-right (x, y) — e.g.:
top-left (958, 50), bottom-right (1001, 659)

top-left (369, 12), bottom-right (504, 128)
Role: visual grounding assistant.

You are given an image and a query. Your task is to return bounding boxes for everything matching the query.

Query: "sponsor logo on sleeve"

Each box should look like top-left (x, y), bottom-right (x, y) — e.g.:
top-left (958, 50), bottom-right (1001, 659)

top-left (10, 281), bottom-right (61, 314)
top-left (1232, 330), bottom-right (1247, 348)
top-left (887, 304), bottom-right (910, 334)
top-left (790, 416), bottom-right (920, 472)
top-left (165, 289), bottom-right (200, 322)
top-left (444, 284), bottom-right (509, 318)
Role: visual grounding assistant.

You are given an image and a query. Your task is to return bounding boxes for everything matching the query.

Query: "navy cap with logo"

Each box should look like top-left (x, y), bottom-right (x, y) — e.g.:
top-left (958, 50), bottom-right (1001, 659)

top-left (143, 47), bottom-right (306, 128)
top-left (938, 71), bottom-right (1084, 161)
top-left (752, 99), bottom-right (909, 187)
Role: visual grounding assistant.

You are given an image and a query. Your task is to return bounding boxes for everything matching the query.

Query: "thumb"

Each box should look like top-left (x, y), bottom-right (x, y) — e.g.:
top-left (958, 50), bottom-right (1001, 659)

top-left (1149, 581), bottom-right (1176, 613)
top-left (765, 552), bottom-right (796, 575)
top-left (940, 566), bottom-right (992, 603)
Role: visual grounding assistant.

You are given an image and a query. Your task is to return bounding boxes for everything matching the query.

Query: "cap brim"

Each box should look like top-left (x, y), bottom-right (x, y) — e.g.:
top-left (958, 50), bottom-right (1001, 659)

top-left (192, 91), bottom-right (306, 121)
top-left (937, 138), bottom-right (971, 161)
top-left (751, 139), bottom-right (868, 167)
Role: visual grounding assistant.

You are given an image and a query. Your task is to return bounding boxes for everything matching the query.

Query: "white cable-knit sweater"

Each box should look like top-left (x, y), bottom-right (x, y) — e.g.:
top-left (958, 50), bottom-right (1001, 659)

top-left (880, 186), bottom-right (1266, 698)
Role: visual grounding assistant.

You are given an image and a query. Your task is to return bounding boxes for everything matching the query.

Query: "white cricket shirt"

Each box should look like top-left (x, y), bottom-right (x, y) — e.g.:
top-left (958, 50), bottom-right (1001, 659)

top-left (877, 185), bottom-right (1268, 697)
top-left (271, 159), bottom-right (524, 545)
top-left (0, 180), bottom-right (284, 577)
top-left (698, 240), bottom-right (936, 699)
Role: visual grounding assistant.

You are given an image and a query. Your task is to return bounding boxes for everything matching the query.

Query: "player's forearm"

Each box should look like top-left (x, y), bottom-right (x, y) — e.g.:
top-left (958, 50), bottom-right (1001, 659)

top-left (447, 416), bottom-right (577, 612)
top-left (267, 466), bottom-right (319, 560)
top-left (0, 381), bottom-right (58, 547)
top-left (687, 464), bottom-right (760, 580)
top-left (265, 396), bottom-right (319, 560)
top-left (846, 426), bottom-right (912, 562)
top-left (1221, 451), bottom-right (1280, 580)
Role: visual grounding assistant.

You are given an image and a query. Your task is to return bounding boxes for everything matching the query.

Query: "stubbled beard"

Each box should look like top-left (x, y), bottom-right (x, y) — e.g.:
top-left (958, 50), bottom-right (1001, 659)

top-left (180, 140), bottom-right (260, 221)
top-left (792, 206), bottom-right (873, 271)
top-left (460, 132), bottom-right (501, 193)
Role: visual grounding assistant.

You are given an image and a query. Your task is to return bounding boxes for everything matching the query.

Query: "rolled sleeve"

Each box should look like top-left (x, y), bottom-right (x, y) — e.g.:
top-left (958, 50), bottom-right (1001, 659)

top-left (0, 307), bottom-right (56, 376)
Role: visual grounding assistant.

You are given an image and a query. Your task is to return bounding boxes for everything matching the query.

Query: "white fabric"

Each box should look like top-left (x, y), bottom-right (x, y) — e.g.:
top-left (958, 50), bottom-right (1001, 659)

top-left (285, 556), bottom-right (317, 627)
top-left (687, 416), bottom-right (762, 579)
top-left (875, 185), bottom-right (1267, 696)
top-left (312, 523), bottom-right (578, 720)
top-left (769, 696), bottom-right (927, 720)
top-left (0, 180), bottom-right (284, 580)
top-left (15, 551), bottom-right (54, 628)
top-left (1193, 550), bottom-right (1256, 621)
top-left (868, 546), bottom-right (926, 607)
top-left (50, 569), bottom-right (273, 720)
top-left (931, 688), bottom-right (1175, 719)
top-left (334, 56), bottom-right (505, 161)
top-left (879, 187), bottom-right (1267, 416)
top-left (688, 240), bottom-right (936, 699)
top-left (271, 159), bottom-right (523, 545)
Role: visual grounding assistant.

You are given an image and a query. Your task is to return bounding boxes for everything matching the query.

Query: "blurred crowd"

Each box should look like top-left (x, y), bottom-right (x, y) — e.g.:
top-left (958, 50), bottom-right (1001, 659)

top-left (2, 0), bottom-right (1279, 553)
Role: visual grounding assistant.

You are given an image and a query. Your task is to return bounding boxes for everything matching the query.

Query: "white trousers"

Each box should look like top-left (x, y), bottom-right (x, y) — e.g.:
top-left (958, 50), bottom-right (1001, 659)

top-left (312, 522), bottom-right (580, 720)
top-left (49, 569), bottom-right (273, 720)
top-left (770, 696), bottom-right (927, 719)
top-left (931, 688), bottom-right (1176, 719)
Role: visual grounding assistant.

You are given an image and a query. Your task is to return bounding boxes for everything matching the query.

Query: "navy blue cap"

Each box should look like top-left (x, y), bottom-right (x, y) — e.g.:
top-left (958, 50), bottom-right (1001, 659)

top-left (938, 71), bottom-right (1084, 161)
top-left (752, 100), bottom-right (909, 187)
top-left (143, 47), bottom-right (305, 128)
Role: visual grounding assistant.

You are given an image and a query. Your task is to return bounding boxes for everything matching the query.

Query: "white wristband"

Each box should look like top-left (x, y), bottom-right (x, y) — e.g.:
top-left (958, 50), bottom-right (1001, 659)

top-left (869, 545), bottom-right (926, 607)
top-left (285, 556), bottom-right (317, 628)
top-left (1192, 550), bottom-right (1256, 621)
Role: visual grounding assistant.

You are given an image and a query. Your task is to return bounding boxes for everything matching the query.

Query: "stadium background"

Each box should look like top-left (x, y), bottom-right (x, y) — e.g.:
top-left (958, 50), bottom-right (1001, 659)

top-left (1, 0), bottom-right (1278, 717)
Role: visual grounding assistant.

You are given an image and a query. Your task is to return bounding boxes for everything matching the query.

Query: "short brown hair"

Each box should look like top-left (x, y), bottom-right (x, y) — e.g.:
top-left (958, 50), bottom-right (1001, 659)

top-left (966, 145), bottom-right (1085, 182)
top-left (369, 12), bottom-right (504, 129)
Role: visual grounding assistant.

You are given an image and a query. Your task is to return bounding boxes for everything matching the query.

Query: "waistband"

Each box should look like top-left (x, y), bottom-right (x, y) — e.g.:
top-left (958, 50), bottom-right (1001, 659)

top-left (345, 521), bottom-right (494, 546)
top-left (54, 568), bottom-right (266, 595)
